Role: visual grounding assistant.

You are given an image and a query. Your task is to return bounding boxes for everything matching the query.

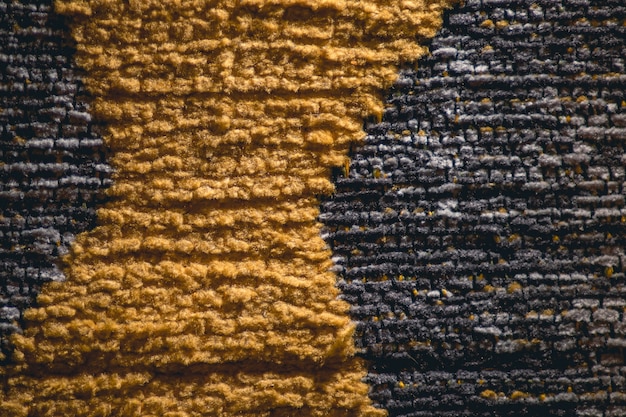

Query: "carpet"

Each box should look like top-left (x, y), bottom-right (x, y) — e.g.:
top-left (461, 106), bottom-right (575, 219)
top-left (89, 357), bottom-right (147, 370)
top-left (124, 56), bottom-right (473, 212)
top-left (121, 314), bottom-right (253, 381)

top-left (321, 0), bottom-right (626, 415)
top-left (1, 0), bottom-right (625, 416)
top-left (1, 0), bottom-right (451, 415)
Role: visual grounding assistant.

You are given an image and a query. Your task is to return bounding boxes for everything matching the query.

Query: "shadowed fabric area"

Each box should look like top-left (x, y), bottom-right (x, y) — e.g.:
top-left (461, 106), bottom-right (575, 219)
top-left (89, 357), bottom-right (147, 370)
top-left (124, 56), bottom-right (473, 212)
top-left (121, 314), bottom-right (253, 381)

top-left (321, 0), bottom-right (626, 415)
top-left (0, 0), bottom-right (453, 416)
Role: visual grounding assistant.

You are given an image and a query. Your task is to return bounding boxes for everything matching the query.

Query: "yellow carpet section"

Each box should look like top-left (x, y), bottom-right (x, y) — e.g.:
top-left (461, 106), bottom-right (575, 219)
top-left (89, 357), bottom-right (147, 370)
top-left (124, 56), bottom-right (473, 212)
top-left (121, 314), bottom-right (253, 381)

top-left (1, 0), bottom-right (452, 415)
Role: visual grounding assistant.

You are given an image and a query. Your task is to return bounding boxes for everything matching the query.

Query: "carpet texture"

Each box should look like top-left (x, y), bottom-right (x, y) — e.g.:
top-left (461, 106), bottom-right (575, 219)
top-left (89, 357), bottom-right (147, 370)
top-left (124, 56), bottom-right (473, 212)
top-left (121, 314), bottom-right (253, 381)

top-left (0, 0), bottom-right (111, 365)
top-left (2, 0), bottom-right (626, 416)
top-left (321, 0), bottom-right (626, 416)
top-left (0, 0), bottom-right (453, 416)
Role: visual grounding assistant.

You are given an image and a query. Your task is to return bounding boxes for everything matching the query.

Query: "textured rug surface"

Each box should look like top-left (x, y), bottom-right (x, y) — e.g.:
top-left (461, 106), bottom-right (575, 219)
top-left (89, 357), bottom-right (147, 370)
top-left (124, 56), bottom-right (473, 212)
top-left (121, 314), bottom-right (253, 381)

top-left (1, 0), bottom-right (626, 416)
top-left (0, 0), bottom-right (111, 363)
top-left (322, 0), bottom-right (626, 415)
top-left (1, 0), bottom-right (451, 416)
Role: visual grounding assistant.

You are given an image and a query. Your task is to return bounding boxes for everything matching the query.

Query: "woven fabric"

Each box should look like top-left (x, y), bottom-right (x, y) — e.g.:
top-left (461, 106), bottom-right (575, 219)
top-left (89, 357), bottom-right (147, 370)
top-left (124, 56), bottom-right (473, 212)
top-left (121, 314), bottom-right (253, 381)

top-left (1, 1), bottom-right (453, 416)
top-left (3, 0), bottom-right (626, 416)
top-left (0, 0), bottom-right (110, 364)
top-left (321, 0), bottom-right (626, 416)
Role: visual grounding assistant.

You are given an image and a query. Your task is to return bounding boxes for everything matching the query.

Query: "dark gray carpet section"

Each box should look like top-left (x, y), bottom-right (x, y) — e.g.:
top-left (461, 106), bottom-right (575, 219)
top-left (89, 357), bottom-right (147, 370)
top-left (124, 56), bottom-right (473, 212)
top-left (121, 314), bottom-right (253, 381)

top-left (0, 0), bottom-right (110, 362)
top-left (321, 0), bottom-right (626, 415)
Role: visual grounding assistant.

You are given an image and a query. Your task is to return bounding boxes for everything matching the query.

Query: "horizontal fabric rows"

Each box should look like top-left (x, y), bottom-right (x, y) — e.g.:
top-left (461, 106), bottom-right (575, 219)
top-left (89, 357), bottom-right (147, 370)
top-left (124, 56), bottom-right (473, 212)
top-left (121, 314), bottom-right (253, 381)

top-left (321, 0), bottom-right (626, 415)
top-left (2, 0), bottom-right (454, 415)
top-left (0, 0), bottom-right (110, 363)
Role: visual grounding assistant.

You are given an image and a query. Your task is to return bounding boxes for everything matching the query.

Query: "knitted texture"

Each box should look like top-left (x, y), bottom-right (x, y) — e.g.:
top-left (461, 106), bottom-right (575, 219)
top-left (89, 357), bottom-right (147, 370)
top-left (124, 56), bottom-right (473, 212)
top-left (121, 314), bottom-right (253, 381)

top-left (0, 0), bottom-right (453, 416)
top-left (321, 0), bottom-right (626, 415)
top-left (0, 0), bottom-right (110, 365)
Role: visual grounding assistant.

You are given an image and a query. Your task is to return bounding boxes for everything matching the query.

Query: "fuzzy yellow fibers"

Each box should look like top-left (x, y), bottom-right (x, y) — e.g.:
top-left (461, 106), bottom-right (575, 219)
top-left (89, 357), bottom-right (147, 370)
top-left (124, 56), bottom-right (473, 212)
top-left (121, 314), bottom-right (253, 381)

top-left (0, 0), bottom-right (453, 416)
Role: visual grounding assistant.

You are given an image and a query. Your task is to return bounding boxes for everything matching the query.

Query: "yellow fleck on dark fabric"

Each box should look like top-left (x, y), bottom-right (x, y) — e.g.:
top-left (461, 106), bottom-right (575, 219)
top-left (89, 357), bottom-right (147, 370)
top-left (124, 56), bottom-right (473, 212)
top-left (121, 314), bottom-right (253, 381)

top-left (0, 0), bottom-right (453, 415)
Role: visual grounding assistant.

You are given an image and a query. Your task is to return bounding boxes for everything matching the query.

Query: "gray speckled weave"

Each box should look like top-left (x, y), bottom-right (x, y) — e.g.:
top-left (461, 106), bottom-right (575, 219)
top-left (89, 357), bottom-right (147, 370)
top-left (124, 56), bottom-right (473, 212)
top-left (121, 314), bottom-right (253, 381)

top-left (321, 0), bottom-right (626, 415)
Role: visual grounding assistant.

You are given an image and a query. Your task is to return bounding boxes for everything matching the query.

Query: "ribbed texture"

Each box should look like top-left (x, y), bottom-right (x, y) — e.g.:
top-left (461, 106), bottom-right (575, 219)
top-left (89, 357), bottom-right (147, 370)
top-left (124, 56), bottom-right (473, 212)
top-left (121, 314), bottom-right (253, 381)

top-left (0, 0), bottom-right (110, 364)
top-left (321, 0), bottom-right (626, 415)
top-left (1, 1), bottom-right (453, 415)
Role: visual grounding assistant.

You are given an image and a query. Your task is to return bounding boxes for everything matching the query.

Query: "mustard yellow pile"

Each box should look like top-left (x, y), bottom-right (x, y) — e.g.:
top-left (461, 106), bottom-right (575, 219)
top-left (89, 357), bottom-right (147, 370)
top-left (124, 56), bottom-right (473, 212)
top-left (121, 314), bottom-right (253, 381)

top-left (1, 1), bottom-right (452, 415)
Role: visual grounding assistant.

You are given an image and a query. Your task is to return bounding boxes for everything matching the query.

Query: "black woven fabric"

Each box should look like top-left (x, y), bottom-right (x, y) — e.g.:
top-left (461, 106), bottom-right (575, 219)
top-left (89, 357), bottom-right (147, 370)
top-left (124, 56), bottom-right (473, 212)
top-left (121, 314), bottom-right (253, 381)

top-left (321, 0), bottom-right (626, 415)
top-left (0, 0), bottom-right (110, 362)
